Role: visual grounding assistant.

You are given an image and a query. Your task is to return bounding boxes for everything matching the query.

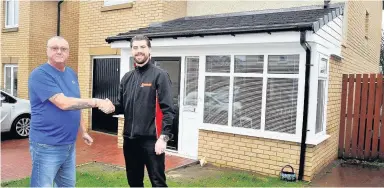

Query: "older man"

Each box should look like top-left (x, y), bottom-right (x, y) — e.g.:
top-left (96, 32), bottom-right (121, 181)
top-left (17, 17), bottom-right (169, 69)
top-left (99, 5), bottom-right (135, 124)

top-left (28, 36), bottom-right (114, 187)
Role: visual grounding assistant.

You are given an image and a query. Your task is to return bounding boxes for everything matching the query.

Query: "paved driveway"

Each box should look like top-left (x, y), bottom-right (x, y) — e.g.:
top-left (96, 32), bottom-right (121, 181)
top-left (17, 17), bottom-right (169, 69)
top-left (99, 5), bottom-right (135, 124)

top-left (1, 131), bottom-right (195, 182)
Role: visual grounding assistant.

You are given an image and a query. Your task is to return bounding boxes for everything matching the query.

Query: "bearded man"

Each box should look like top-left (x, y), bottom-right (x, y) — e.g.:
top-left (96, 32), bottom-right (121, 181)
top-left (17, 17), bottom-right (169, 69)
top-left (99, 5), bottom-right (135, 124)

top-left (109, 35), bottom-right (175, 187)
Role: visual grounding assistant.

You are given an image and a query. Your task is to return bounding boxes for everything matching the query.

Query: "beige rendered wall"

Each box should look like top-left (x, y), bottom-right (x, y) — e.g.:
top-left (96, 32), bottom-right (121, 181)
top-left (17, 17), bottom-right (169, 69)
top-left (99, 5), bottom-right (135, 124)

top-left (187, 0), bottom-right (346, 17)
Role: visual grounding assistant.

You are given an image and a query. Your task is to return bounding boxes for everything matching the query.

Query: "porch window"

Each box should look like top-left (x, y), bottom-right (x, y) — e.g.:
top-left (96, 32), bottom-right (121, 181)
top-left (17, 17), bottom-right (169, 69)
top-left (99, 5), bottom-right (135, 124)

top-left (265, 55), bottom-right (299, 134)
top-left (316, 80), bottom-right (326, 133)
top-left (203, 54), bottom-right (300, 135)
top-left (204, 56), bottom-right (230, 125)
top-left (232, 55), bottom-right (263, 129)
top-left (265, 78), bottom-right (298, 134)
top-left (5, 0), bottom-right (19, 28)
top-left (316, 56), bottom-right (329, 134)
top-left (4, 64), bottom-right (18, 96)
top-left (184, 57), bottom-right (199, 107)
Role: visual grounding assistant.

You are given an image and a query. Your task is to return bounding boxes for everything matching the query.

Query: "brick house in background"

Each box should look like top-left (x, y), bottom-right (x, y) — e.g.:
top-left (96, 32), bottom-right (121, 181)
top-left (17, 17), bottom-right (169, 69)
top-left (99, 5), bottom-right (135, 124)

top-left (0, 0), bottom-right (79, 97)
top-left (1, 0), bottom-right (382, 181)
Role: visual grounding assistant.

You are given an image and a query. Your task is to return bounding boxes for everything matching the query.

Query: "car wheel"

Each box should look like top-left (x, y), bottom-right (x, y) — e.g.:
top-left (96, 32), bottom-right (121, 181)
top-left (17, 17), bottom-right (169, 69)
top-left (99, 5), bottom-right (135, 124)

top-left (11, 114), bottom-right (30, 138)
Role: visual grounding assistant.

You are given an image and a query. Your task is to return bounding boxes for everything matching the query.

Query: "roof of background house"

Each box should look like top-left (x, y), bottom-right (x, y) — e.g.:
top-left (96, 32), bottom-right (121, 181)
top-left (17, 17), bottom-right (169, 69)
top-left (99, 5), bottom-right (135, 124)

top-left (106, 3), bottom-right (344, 43)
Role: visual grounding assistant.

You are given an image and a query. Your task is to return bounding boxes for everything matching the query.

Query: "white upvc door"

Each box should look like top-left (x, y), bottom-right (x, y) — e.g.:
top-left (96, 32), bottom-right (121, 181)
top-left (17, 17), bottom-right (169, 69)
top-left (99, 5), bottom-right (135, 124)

top-left (178, 56), bottom-right (203, 159)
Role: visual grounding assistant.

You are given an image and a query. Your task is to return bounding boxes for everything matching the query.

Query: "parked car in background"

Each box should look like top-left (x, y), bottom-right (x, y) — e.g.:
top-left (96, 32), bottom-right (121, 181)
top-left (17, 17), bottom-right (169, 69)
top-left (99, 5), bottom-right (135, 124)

top-left (1, 90), bottom-right (31, 138)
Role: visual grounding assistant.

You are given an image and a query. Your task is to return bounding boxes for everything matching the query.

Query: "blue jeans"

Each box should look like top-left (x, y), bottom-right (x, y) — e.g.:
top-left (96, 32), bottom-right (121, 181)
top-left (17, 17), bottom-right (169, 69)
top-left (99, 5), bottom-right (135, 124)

top-left (29, 142), bottom-right (76, 187)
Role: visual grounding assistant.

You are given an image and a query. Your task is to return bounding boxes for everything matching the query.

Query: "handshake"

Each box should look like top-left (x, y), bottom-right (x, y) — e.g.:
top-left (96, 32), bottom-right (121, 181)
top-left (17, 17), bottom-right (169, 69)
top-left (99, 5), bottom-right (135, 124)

top-left (94, 98), bottom-right (115, 114)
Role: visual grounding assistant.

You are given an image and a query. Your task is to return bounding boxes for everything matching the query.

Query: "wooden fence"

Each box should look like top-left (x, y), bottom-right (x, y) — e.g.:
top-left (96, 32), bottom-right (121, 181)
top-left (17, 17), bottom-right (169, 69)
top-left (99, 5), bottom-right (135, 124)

top-left (338, 74), bottom-right (384, 160)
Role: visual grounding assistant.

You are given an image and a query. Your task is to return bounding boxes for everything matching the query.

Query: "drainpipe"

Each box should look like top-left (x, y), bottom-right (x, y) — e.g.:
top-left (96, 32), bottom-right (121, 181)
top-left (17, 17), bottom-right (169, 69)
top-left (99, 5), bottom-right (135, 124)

top-left (298, 30), bottom-right (311, 181)
top-left (324, 0), bottom-right (331, 9)
top-left (57, 0), bottom-right (64, 36)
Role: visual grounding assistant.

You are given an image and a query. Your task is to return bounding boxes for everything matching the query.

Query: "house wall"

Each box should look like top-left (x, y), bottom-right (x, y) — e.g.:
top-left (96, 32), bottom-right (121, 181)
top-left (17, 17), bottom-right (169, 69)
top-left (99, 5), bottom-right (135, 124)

top-left (0, 1), bottom-right (2, 86)
top-left (198, 130), bottom-right (314, 180)
top-left (305, 57), bottom-right (342, 179)
top-left (1, 1), bottom-right (79, 99)
top-left (27, 1), bottom-right (57, 99)
top-left (341, 0), bottom-right (381, 74)
top-left (198, 1), bottom-right (382, 181)
top-left (308, 0), bottom-right (382, 178)
top-left (60, 1), bottom-right (80, 73)
top-left (1, 1), bottom-right (31, 97)
top-left (27, 1), bottom-right (79, 99)
top-left (77, 1), bottom-right (187, 130)
top-left (186, 0), bottom-right (346, 17)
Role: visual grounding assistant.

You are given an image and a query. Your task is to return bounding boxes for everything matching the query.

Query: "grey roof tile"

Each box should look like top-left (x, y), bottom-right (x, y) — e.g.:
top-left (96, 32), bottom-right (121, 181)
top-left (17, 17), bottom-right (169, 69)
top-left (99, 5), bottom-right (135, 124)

top-left (106, 6), bottom-right (343, 43)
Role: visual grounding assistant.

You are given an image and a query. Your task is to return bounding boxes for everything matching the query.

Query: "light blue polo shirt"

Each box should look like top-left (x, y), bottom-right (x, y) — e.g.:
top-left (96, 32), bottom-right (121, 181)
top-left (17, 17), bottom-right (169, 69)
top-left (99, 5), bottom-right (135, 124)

top-left (28, 63), bottom-right (81, 145)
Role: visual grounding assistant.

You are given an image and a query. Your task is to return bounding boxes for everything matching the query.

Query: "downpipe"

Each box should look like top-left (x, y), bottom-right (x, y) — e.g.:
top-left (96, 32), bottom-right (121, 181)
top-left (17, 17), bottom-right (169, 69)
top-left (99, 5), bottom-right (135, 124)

top-left (298, 30), bottom-right (311, 181)
top-left (57, 0), bottom-right (64, 36)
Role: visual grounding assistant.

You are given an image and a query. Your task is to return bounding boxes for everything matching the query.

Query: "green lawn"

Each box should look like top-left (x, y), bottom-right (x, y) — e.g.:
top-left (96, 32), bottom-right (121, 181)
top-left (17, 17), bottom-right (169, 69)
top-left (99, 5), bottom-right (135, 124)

top-left (2, 165), bottom-right (307, 187)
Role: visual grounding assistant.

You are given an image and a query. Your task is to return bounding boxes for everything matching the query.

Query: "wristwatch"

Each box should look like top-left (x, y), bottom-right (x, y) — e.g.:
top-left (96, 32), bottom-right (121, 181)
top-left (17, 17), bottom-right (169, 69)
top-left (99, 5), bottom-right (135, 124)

top-left (160, 135), bottom-right (170, 142)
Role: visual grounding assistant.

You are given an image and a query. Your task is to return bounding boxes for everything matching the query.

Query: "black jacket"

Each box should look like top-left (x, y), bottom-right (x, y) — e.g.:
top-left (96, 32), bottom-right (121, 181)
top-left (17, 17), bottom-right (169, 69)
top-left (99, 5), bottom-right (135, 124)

top-left (114, 60), bottom-right (175, 139)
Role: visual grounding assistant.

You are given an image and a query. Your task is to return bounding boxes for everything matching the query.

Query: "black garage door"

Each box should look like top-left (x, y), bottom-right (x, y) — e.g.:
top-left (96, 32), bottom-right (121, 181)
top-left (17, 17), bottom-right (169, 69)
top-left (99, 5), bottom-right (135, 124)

top-left (92, 58), bottom-right (120, 134)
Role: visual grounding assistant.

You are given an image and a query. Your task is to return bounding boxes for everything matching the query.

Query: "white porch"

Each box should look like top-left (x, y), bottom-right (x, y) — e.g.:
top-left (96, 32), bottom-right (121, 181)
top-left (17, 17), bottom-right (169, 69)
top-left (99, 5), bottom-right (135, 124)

top-left (111, 23), bottom-right (342, 159)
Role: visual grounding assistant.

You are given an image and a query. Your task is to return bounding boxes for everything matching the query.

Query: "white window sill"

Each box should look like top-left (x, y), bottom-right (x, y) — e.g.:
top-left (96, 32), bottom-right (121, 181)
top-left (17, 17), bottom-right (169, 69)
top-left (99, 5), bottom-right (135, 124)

top-left (306, 134), bottom-right (330, 145)
top-left (199, 124), bottom-right (330, 146)
top-left (2, 27), bottom-right (18, 33)
top-left (101, 2), bottom-right (133, 12)
top-left (5, 25), bottom-right (18, 28)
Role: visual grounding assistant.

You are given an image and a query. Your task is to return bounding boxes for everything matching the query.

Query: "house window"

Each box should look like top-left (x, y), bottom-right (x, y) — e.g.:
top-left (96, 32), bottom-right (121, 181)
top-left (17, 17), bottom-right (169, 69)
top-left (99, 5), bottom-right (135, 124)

top-left (265, 78), bottom-right (298, 134)
top-left (232, 55), bottom-right (264, 129)
top-left (265, 55), bottom-right (299, 134)
top-left (4, 64), bottom-right (18, 97)
top-left (5, 0), bottom-right (19, 28)
top-left (316, 80), bottom-right (326, 133)
top-left (204, 55), bottom-right (230, 125)
top-left (103, 0), bottom-right (133, 6)
top-left (268, 55), bottom-right (299, 74)
top-left (203, 54), bottom-right (300, 135)
top-left (184, 57), bottom-right (199, 107)
top-left (316, 56), bottom-right (329, 134)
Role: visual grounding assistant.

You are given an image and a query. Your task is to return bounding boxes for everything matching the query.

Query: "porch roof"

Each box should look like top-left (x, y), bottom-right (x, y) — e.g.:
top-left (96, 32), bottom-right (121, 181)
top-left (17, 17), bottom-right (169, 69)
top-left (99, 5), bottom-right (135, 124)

top-left (106, 5), bottom-right (343, 43)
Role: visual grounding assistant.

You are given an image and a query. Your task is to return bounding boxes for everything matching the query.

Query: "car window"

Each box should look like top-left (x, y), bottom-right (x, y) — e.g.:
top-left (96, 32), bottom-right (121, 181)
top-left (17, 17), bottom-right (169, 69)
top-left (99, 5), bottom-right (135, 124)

top-left (1, 92), bottom-right (16, 104)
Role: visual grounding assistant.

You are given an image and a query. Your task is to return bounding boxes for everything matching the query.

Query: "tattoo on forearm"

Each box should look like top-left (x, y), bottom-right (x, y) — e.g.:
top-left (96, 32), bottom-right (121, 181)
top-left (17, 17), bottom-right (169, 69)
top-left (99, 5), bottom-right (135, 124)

top-left (66, 101), bottom-right (93, 110)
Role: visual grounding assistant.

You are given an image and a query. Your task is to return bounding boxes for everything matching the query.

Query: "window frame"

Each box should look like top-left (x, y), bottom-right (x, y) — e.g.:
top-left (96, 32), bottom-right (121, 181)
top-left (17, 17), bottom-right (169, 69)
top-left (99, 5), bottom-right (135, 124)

top-left (314, 54), bottom-right (329, 136)
top-left (199, 52), bottom-right (306, 143)
top-left (4, 64), bottom-right (18, 97)
top-left (5, 0), bottom-right (19, 28)
top-left (183, 56), bottom-right (200, 108)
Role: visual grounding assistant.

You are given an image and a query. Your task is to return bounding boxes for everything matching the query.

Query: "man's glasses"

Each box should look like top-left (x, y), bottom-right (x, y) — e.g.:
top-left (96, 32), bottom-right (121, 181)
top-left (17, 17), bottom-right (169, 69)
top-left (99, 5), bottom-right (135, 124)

top-left (48, 46), bottom-right (69, 52)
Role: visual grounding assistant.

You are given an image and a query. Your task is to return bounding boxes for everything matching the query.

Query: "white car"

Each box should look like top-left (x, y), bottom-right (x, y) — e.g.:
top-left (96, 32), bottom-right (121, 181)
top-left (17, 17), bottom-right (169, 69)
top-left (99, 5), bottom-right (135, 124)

top-left (1, 90), bottom-right (31, 138)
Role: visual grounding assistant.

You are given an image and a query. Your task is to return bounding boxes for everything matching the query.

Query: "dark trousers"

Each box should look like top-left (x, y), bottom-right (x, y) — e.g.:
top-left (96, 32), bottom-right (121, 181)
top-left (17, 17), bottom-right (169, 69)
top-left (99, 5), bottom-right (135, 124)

top-left (123, 137), bottom-right (167, 187)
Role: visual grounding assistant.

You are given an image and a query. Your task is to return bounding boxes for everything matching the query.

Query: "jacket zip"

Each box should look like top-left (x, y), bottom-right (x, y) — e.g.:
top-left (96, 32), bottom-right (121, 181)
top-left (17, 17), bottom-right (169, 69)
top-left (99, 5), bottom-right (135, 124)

top-left (130, 70), bottom-right (139, 138)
